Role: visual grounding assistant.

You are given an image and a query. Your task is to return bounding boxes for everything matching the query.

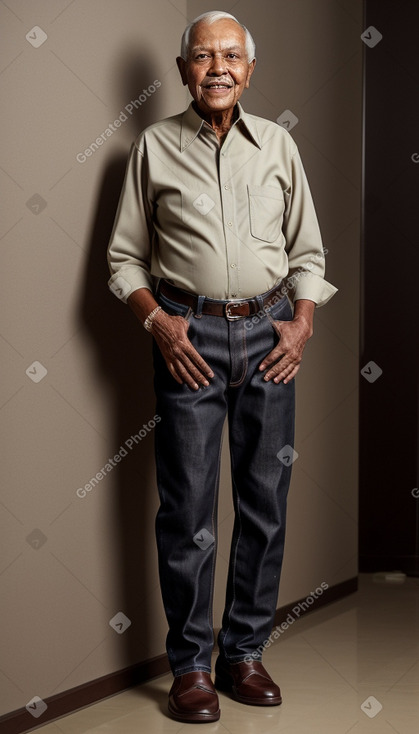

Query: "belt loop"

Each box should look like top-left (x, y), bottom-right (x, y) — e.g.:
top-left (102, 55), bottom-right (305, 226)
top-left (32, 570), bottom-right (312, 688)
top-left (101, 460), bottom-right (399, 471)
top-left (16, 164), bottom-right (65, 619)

top-left (194, 295), bottom-right (205, 318)
top-left (255, 294), bottom-right (265, 315)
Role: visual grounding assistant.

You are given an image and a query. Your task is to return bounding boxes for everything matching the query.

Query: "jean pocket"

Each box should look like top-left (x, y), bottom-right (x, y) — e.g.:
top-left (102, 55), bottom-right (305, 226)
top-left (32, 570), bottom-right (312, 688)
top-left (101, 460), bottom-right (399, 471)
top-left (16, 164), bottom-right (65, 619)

top-left (266, 296), bottom-right (293, 328)
top-left (157, 292), bottom-right (192, 320)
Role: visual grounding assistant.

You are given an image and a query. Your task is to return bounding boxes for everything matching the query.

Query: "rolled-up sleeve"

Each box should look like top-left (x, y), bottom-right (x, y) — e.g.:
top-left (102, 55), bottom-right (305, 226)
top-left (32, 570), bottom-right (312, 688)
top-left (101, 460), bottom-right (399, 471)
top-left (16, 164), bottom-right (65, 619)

top-left (283, 146), bottom-right (338, 307)
top-left (107, 141), bottom-right (154, 302)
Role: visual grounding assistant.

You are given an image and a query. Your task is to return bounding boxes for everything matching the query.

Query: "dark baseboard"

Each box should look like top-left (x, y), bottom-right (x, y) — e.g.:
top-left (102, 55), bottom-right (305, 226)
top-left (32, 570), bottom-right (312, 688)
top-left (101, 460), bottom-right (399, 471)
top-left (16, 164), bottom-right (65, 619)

top-left (274, 575), bottom-right (358, 628)
top-left (0, 576), bottom-right (357, 734)
top-left (0, 655), bottom-right (170, 734)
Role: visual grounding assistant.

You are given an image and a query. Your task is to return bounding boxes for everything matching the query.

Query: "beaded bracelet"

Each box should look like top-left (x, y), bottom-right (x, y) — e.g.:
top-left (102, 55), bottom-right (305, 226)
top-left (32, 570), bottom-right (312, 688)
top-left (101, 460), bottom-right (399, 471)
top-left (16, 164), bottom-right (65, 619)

top-left (143, 306), bottom-right (162, 332)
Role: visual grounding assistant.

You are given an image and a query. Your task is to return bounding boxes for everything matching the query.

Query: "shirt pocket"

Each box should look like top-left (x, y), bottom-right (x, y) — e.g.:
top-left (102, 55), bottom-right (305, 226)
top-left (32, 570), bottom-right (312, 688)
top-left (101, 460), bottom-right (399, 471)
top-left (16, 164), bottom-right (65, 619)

top-left (247, 184), bottom-right (285, 242)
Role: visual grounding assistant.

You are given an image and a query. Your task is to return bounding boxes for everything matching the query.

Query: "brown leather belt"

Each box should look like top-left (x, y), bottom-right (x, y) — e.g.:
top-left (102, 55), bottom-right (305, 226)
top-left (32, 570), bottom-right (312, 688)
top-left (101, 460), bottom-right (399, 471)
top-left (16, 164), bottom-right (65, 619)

top-left (158, 280), bottom-right (285, 320)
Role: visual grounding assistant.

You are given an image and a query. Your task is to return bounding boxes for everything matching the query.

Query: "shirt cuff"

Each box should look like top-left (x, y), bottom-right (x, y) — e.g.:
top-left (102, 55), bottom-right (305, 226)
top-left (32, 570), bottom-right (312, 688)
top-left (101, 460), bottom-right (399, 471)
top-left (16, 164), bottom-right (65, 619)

top-left (108, 268), bottom-right (153, 303)
top-left (291, 271), bottom-right (338, 307)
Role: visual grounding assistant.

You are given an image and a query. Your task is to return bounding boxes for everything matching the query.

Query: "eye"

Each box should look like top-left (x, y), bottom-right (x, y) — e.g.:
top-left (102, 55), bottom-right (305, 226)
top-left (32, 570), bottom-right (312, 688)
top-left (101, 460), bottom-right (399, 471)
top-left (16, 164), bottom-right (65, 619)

top-left (226, 53), bottom-right (239, 59)
top-left (196, 53), bottom-right (209, 59)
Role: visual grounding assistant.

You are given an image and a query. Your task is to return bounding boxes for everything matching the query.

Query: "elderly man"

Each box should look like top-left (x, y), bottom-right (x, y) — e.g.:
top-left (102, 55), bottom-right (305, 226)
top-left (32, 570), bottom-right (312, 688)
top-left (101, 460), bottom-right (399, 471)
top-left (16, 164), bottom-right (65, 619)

top-left (108, 10), bottom-right (336, 724)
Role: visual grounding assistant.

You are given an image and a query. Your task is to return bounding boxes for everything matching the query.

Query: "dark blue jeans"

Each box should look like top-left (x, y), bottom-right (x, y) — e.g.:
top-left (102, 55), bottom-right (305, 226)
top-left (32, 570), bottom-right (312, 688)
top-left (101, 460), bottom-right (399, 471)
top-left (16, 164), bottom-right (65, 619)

top-left (153, 290), bottom-right (295, 676)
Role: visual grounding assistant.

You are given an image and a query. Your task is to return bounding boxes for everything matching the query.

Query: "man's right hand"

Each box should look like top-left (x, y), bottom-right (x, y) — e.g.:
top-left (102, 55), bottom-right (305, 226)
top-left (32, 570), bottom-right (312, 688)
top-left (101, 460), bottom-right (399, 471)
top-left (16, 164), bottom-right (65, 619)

top-left (126, 287), bottom-right (213, 390)
top-left (151, 309), bottom-right (214, 391)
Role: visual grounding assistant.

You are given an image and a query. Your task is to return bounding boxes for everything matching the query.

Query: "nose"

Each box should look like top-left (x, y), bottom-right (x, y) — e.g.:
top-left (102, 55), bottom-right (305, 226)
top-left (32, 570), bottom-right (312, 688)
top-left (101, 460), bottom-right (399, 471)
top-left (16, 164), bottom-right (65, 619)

top-left (208, 52), bottom-right (227, 76)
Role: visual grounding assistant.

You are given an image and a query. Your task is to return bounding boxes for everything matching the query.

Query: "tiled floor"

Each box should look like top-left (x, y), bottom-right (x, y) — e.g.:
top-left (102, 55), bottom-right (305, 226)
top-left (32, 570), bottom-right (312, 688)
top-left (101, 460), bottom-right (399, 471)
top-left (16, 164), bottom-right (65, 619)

top-left (32, 574), bottom-right (419, 733)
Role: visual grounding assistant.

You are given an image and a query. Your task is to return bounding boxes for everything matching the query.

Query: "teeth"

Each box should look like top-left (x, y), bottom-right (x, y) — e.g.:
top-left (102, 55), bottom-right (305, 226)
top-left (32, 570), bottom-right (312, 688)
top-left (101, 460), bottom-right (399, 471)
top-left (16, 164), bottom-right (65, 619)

top-left (207, 85), bottom-right (230, 88)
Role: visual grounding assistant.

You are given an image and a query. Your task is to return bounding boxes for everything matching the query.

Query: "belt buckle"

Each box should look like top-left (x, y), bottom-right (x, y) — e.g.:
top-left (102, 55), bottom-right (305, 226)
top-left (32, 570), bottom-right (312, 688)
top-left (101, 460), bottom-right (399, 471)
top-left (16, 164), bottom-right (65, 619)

top-left (225, 301), bottom-right (250, 320)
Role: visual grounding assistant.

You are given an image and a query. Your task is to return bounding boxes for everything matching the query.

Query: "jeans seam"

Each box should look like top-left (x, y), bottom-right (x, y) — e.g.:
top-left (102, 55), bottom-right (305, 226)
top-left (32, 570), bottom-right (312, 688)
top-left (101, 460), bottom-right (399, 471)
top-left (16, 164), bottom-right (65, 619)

top-left (229, 321), bottom-right (248, 387)
top-left (207, 433), bottom-right (224, 632)
top-left (220, 470), bottom-right (242, 652)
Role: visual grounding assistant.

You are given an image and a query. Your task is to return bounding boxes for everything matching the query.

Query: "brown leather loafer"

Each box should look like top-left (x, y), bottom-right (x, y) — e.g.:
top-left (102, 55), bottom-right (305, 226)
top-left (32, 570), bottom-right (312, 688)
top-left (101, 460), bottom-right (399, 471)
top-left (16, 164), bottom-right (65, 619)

top-left (215, 657), bottom-right (282, 706)
top-left (168, 671), bottom-right (220, 722)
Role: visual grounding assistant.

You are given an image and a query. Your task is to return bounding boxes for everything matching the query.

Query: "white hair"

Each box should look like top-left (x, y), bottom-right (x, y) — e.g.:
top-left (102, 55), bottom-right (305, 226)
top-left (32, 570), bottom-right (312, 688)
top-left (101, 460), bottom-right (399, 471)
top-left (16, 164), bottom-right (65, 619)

top-left (180, 11), bottom-right (256, 63)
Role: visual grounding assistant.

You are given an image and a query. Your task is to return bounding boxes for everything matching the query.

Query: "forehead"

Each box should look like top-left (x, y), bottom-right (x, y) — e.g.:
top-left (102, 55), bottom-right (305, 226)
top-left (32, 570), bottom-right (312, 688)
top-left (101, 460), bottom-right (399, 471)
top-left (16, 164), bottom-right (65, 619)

top-left (189, 18), bottom-right (246, 51)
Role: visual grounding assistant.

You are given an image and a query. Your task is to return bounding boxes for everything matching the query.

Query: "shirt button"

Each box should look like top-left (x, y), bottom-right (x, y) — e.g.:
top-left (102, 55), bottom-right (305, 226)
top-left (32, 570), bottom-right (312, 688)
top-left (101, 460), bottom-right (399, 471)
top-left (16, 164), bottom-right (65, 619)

top-left (224, 184), bottom-right (229, 190)
top-left (230, 263), bottom-right (236, 268)
top-left (231, 293), bottom-right (237, 298)
top-left (227, 221), bottom-right (233, 227)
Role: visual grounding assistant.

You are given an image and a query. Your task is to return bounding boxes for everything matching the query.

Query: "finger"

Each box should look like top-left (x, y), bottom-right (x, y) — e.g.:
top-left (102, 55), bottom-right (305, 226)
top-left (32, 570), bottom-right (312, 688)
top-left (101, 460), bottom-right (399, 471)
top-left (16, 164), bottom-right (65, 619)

top-left (175, 346), bottom-right (213, 384)
top-left (183, 347), bottom-right (214, 379)
top-left (167, 362), bottom-right (189, 386)
top-left (166, 350), bottom-right (210, 389)
top-left (259, 346), bottom-right (285, 371)
top-left (283, 365), bottom-right (299, 383)
top-left (263, 357), bottom-right (295, 382)
top-left (170, 360), bottom-right (201, 391)
top-left (155, 316), bottom-right (213, 386)
top-left (183, 361), bottom-right (211, 388)
top-left (169, 329), bottom-right (214, 379)
top-left (277, 363), bottom-right (300, 384)
top-left (172, 351), bottom-right (214, 389)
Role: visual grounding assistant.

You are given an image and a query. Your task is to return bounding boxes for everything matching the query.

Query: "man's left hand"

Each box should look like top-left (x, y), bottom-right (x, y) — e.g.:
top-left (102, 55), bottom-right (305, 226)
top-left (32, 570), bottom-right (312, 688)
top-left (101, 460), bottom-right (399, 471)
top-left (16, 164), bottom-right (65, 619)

top-left (259, 299), bottom-right (315, 384)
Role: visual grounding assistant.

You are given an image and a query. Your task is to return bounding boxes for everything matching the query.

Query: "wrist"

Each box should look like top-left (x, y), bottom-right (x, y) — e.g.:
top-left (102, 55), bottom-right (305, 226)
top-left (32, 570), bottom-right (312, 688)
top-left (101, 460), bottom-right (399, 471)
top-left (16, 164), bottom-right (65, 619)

top-left (143, 306), bottom-right (162, 332)
top-left (293, 299), bottom-right (315, 335)
top-left (292, 313), bottom-right (313, 337)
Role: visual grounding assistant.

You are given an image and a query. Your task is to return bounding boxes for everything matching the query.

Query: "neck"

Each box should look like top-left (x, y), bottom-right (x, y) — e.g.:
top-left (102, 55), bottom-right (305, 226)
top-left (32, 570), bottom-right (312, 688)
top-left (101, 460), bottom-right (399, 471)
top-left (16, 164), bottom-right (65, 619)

top-left (193, 103), bottom-right (238, 141)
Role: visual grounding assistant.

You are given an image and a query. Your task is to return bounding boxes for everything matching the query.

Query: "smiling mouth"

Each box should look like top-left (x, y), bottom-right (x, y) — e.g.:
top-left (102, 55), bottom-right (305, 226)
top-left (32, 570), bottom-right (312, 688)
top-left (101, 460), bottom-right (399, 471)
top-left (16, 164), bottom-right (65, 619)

top-left (203, 83), bottom-right (233, 89)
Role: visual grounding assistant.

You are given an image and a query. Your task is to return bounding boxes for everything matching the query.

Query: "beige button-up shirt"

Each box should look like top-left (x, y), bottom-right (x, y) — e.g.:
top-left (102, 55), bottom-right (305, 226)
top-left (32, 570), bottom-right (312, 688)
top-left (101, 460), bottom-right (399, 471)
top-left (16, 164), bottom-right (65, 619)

top-left (107, 102), bottom-right (337, 305)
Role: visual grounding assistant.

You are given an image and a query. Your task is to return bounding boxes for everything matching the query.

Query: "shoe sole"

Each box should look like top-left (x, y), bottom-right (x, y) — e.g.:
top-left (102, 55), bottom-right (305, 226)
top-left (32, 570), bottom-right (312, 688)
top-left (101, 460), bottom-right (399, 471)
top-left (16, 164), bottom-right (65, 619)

top-left (215, 675), bottom-right (282, 706)
top-left (168, 703), bottom-right (221, 723)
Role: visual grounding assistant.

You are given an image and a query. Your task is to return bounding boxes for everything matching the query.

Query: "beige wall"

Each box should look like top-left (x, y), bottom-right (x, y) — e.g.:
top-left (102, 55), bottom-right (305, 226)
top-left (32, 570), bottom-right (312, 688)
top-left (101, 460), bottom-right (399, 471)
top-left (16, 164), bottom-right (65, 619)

top-left (0, 0), bottom-right (362, 719)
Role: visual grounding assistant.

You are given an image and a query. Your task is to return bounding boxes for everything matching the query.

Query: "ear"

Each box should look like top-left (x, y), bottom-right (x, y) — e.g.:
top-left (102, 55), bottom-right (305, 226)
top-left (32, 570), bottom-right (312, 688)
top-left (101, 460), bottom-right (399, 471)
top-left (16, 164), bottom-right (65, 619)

top-left (245, 58), bottom-right (256, 89)
top-left (176, 56), bottom-right (188, 86)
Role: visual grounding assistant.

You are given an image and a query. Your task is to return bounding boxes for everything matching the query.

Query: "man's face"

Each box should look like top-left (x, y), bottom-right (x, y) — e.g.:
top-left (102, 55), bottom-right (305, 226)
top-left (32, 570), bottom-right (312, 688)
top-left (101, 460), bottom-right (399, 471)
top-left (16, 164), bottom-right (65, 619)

top-left (177, 19), bottom-right (255, 116)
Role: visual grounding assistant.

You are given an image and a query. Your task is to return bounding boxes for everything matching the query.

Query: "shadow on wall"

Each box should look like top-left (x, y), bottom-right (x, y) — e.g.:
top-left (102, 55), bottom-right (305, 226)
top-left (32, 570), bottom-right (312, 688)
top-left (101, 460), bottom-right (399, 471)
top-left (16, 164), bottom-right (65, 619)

top-left (78, 51), bottom-right (168, 674)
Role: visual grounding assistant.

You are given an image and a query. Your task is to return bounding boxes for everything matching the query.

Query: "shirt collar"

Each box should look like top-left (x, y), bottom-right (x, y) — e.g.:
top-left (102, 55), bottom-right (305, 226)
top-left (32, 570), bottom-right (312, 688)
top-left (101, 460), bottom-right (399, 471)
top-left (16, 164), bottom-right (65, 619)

top-left (180, 101), bottom-right (261, 152)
